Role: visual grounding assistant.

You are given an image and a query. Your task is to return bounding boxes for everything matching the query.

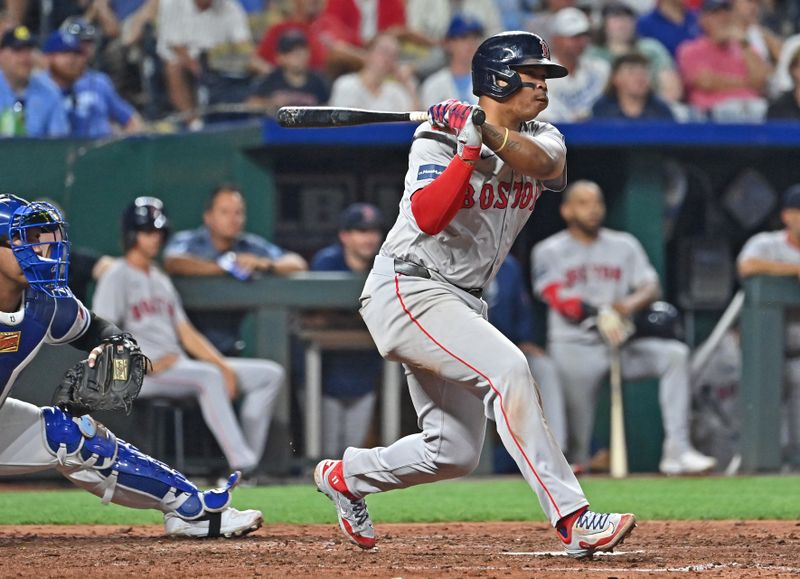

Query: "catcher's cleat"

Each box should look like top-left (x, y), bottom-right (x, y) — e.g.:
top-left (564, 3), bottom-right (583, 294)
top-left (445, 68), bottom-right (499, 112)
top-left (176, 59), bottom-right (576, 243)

top-left (314, 459), bottom-right (376, 549)
top-left (164, 507), bottom-right (263, 538)
top-left (164, 471), bottom-right (263, 538)
top-left (557, 507), bottom-right (636, 559)
top-left (659, 447), bottom-right (717, 475)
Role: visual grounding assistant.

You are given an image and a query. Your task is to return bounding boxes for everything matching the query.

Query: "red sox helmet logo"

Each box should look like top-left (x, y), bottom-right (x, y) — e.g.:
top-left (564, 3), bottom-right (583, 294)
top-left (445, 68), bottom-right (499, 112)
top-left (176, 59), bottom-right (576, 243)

top-left (539, 37), bottom-right (550, 60)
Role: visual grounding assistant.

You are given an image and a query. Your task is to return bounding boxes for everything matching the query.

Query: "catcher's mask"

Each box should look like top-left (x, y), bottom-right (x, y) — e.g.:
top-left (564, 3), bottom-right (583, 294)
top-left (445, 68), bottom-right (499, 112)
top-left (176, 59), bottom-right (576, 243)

top-left (0, 194), bottom-right (72, 298)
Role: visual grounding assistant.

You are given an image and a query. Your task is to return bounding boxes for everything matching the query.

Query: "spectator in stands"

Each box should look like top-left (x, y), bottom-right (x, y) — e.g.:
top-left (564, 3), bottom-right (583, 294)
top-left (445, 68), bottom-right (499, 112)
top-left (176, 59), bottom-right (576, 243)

top-left (93, 197), bottom-right (285, 477)
top-left (591, 52), bottom-right (676, 120)
top-left (157, 0), bottom-right (254, 125)
top-left (526, 0), bottom-right (581, 44)
top-left (329, 32), bottom-right (419, 112)
top-left (163, 184), bottom-right (307, 356)
top-left (44, 24), bottom-right (142, 138)
top-left (252, 0), bottom-right (364, 77)
top-left (676, 0), bottom-right (769, 120)
top-left (589, 2), bottom-right (683, 104)
top-left (247, 29), bottom-right (329, 113)
top-left (307, 203), bottom-right (385, 457)
top-left (637, 0), bottom-right (701, 58)
top-left (322, 0), bottom-right (406, 47)
top-left (737, 185), bottom-right (800, 469)
top-left (485, 254), bottom-right (568, 452)
top-left (419, 15), bottom-right (483, 108)
top-left (532, 180), bottom-right (717, 475)
top-left (0, 25), bottom-right (68, 137)
top-left (540, 7), bottom-right (610, 122)
top-left (768, 45), bottom-right (800, 119)
top-left (730, 0), bottom-right (782, 66)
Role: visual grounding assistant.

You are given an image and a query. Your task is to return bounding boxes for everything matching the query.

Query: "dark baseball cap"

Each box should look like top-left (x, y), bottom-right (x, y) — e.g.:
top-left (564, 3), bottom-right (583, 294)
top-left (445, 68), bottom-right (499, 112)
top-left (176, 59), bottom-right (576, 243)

top-left (42, 30), bottom-right (83, 54)
top-left (700, 0), bottom-right (732, 12)
top-left (782, 185), bottom-right (800, 209)
top-left (339, 203), bottom-right (384, 231)
top-left (446, 14), bottom-right (484, 39)
top-left (277, 29), bottom-right (309, 54)
top-left (60, 16), bottom-right (99, 42)
top-left (0, 26), bottom-right (37, 50)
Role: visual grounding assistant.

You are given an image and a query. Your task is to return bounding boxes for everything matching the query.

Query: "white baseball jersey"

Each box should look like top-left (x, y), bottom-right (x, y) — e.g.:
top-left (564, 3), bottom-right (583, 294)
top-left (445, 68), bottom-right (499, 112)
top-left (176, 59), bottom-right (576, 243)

top-left (737, 229), bottom-right (800, 352)
top-left (92, 260), bottom-right (187, 360)
top-left (381, 120), bottom-right (567, 290)
top-left (532, 228), bottom-right (659, 344)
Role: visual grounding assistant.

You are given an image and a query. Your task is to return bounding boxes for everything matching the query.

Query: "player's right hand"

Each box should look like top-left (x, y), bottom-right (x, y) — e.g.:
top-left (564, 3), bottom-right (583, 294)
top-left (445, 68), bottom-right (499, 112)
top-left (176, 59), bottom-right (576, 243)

top-left (597, 306), bottom-right (635, 348)
top-left (454, 105), bottom-right (483, 161)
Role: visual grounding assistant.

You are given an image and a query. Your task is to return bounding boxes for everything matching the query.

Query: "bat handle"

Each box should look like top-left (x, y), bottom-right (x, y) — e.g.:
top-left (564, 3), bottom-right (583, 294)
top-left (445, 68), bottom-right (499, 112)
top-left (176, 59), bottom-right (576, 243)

top-left (410, 107), bottom-right (486, 126)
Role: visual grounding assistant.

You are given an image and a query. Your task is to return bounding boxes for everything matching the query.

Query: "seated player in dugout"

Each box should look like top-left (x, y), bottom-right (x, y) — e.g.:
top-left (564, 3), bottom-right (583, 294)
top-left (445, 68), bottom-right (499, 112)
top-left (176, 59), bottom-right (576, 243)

top-left (0, 194), bottom-right (262, 538)
top-left (92, 197), bottom-right (284, 479)
top-left (532, 180), bottom-right (717, 475)
top-left (163, 183), bottom-right (307, 356)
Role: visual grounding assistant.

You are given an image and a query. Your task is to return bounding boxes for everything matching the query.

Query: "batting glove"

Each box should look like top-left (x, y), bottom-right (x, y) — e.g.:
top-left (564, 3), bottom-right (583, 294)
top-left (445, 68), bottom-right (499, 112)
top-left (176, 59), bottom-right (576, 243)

top-left (454, 105), bottom-right (483, 161)
top-left (597, 306), bottom-right (635, 348)
top-left (427, 99), bottom-right (458, 130)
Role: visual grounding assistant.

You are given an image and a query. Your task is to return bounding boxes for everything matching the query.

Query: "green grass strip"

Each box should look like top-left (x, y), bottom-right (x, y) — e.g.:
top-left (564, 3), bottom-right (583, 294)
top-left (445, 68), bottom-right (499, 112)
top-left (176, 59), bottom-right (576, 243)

top-left (0, 475), bottom-right (797, 526)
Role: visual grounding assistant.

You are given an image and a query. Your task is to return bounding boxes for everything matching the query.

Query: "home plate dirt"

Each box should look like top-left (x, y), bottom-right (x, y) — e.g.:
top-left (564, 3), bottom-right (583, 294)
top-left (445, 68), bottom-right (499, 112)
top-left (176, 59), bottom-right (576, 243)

top-left (0, 520), bottom-right (798, 577)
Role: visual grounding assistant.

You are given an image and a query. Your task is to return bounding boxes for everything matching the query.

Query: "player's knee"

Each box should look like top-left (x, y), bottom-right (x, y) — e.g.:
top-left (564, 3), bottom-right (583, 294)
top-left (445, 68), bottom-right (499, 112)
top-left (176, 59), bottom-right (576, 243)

top-left (663, 340), bottom-right (690, 365)
top-left (429, 445), bottom-right (481, 479)
top-left (42, 407), bottom-right (117, 471)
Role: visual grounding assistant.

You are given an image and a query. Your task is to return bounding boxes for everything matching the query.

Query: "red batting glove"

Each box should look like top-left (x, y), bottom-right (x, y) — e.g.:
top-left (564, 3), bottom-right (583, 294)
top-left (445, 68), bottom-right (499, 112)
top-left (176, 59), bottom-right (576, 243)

top-left (428, 99), bottom-right (458, 130)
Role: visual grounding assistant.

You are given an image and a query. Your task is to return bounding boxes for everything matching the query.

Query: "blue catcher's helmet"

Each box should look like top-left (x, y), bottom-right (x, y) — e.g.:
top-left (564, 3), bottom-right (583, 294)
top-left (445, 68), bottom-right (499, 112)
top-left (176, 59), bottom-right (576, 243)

top-left (0, 194), bottom-right (71, 298)
top-left (472, 31), bottom-right (568, 100)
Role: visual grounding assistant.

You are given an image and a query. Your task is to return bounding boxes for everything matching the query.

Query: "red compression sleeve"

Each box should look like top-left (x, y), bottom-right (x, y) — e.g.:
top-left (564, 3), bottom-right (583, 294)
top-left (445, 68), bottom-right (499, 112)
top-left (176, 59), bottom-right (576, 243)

top-left (411, 155), bottom-right (475, 235)
top-left (542, 283), bottom-right (585, 322)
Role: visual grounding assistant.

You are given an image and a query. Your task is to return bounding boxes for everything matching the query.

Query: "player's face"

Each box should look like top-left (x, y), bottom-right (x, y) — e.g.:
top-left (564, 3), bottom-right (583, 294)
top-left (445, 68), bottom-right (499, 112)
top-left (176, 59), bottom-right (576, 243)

top-left (49, 51), bottom-right (85, 83)
top-left (339, 228), bottom-right (383, 263)
top-left (0, 47), bottom-right (34, 86)
top-left (205, 191), bottom-right (246, 242)
top-left (782, 208), bottom-right (800, 239)
top-left (504, 68), bottom-right (550, 119)
top-left (562, 185), bottom-right (605, 234)
top-left (0, 227), bottom-right (49, 289)
top-left (135, 230), bottom-right (164, 259)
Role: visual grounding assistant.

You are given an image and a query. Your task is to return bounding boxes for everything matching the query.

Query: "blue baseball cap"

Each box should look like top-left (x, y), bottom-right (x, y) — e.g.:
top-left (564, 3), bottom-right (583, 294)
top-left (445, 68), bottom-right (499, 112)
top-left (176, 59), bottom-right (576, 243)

top-left (700, 0), bottom-right (732, 11)
top-left (446, 14), bottom-right (484, 40)
top-left (42, 30), bottom-right (83, 54)
top-left (339, 203), bottom-right (384, 231)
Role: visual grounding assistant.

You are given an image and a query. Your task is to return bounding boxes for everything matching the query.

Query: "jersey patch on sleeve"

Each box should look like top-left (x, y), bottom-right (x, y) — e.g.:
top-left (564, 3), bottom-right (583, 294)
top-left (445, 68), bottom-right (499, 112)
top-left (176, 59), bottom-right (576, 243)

top-left (417, 164), bottom-right (446, 180)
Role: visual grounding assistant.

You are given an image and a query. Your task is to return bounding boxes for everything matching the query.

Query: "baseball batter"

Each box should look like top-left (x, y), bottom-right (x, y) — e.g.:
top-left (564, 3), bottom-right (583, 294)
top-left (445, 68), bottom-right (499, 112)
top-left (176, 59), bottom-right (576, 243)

top-left (314, 31), bottom-right (636, 558)
top-left (92, 197), bottom-right (284, 475)
top-left (0, 194), bottom-right (262, 537)
top-left (737, 184), bottom-right (800, 467)
top-left (532, 180), bottom-right (717, 474)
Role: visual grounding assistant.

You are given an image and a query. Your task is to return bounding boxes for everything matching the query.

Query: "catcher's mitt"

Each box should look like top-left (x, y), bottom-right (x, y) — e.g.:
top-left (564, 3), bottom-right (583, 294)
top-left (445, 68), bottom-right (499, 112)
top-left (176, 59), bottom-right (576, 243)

top-left (53, 333), bottom-right (152, 416)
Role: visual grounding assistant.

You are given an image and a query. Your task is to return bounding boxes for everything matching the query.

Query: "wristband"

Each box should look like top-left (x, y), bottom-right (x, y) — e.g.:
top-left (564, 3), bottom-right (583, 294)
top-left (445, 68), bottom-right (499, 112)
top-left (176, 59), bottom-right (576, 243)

top-left (495, 127), bottom-right (510, 153)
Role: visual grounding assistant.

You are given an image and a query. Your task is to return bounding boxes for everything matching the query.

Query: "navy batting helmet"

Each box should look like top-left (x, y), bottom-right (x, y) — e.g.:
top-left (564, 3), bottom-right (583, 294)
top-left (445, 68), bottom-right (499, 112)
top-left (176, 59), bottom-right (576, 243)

top-left (0, 194), bottom-right (71, 298)
top-left (122, 196), bottom-right (170, 251)
top-left (633, 301), bottom-right (683, 341)
top-left (472, 31), bottom-right (568, 100)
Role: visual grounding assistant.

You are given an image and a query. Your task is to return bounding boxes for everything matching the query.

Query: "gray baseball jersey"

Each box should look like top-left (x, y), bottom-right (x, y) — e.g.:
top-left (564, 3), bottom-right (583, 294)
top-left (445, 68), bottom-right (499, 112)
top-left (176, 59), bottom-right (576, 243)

top-left (737, 230), bottom-right (800, 352)
top-left (381, 120), bottom-right (567, 291)
top-left (532, 228), bottom-right (659, 344)
top-left (92, 260), bottom-right (186, 360)
top-left (343, 121), bottom-right (590, 527)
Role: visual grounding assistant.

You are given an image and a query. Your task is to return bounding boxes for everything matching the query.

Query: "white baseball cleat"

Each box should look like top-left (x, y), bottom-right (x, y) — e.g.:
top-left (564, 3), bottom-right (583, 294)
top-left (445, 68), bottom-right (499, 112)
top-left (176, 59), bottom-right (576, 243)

top-left (557, 508), bottom-right (637, 559)
top-left (164, 507), bottom-right (263, 538)
top-left (659, 447), bottom-right (717, 475)
top-left (314, 459), bottom-right (376, 549)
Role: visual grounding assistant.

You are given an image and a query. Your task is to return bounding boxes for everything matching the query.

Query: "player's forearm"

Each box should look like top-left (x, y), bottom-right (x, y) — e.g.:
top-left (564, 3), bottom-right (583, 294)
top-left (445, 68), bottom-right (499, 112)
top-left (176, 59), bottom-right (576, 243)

top-left (615, 281), bottom-right (660, 317)
top-left (738, 258), bottom-right (800, 278)
top-left (176, 321), bottom-right (227, 366)
top-left (482, 123), bottom-right (564, 180)
top-left (411, 156), bottom-right (475, 235)
top-left (163, 255), bottom-right (226, 276)
top-left (70, 313), bottom-right (123, 352)
top-left (272, 252), bottom-right (308, 275)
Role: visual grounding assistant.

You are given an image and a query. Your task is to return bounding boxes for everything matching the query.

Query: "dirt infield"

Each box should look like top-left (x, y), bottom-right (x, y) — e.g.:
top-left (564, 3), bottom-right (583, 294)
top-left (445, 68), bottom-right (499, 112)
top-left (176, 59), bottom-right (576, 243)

top-left (0, 520), bottom-right (798, 577)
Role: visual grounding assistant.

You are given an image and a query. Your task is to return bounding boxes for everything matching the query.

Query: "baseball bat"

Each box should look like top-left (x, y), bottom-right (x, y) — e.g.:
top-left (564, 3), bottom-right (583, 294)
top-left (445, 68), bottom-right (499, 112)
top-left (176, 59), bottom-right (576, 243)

top-left (276, 106), bottom-right (486, 128)
top-left (609, 346), bottom-right (629, 479)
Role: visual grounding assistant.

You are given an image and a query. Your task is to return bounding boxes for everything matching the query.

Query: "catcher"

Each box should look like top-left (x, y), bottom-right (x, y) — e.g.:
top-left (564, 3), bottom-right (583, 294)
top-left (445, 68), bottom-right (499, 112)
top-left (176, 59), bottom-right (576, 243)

top-left (0, 194), bottom-right (262, 538)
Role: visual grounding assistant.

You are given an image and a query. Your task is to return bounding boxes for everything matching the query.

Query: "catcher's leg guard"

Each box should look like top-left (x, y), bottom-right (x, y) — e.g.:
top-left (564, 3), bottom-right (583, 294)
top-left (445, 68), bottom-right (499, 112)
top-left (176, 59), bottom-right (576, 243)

top-left (41, 407), bottom-right (237, 519)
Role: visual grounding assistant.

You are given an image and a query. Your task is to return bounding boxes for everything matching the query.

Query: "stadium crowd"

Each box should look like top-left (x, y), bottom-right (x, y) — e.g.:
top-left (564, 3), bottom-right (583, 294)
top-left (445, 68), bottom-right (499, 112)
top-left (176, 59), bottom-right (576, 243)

top-left (2, 0), bottom-right (800, 135)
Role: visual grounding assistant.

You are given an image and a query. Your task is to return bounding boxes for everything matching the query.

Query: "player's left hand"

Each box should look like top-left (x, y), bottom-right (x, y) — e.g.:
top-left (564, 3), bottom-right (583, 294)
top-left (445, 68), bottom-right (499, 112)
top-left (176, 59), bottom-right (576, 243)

top-left (597, 306), bottom-right (635, 348)
top-left (428, 99), bottom-right (459, 130)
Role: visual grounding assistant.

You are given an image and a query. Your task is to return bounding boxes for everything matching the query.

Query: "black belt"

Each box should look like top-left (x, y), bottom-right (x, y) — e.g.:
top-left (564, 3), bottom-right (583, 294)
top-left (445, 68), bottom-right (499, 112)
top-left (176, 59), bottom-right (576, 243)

top-left (393, 259), bottom-right (483, 298)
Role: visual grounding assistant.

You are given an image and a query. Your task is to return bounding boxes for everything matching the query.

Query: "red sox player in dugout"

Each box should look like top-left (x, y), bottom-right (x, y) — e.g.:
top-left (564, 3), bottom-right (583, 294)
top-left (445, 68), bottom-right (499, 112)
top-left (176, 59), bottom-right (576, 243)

top-left (314, 31), bottom-right (637, 557)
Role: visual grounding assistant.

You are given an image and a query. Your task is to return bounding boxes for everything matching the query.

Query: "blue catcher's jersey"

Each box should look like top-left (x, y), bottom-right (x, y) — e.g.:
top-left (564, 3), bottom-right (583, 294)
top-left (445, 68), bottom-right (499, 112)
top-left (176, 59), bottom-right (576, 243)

top-left (0, 291), bottom-right (89, 407)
